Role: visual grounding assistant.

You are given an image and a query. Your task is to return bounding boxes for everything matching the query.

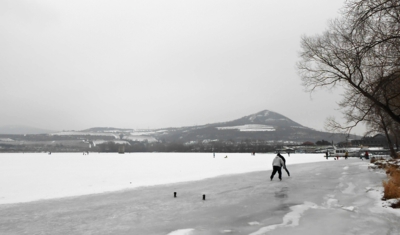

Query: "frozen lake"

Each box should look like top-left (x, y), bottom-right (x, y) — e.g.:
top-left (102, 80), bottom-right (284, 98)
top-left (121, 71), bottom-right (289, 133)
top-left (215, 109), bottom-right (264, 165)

top-left (0, 152), bottom-right (328, 204)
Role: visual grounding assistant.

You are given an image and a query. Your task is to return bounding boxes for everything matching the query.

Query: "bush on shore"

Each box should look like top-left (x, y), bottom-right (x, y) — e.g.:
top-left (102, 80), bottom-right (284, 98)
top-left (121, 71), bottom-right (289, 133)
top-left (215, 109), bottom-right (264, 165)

top-left (383, 164), bottom-right (400, 208)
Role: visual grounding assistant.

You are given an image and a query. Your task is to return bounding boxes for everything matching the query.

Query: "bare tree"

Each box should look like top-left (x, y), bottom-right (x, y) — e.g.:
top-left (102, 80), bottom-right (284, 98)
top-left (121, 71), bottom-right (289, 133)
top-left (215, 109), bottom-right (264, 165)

top-left (298, 0), bottom-right (400, 134)
top-left (364, 104), bottom-right (398, 157)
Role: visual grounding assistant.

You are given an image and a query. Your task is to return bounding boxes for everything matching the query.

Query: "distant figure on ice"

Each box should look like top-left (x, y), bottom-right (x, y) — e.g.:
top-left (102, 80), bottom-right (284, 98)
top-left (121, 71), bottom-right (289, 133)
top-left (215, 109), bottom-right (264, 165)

top-left (325, 151), bottom-right (329, 160)
top-left (213, 152), bottom-right (215, 158)
top-left (288, 152), bottom-right (290, 157)
top-left (271, 154), bottom-right (284, 181)
top-left (345, 151), bottom-right (348, 159)
top-left (278, 153), bottom-right (290, 176)
top-left (225, 155), bottom-right (228, 158)
top-left (361, 151), bottom-right (368, 160)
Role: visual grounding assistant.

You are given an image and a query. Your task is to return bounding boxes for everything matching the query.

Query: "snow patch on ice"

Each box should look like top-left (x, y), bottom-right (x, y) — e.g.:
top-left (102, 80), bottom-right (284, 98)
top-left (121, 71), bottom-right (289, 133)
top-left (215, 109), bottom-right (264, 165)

top-left (343, 166), bottom-right (349, 170)
top-left (249, 201), bottom-right (317, 235)
top-left (342, 182), bottom-right (356, 195)
top-left (167, 228), bottom-right (194, 235)
top-left (248, 221), bottom-right (260, 226)
top-left (221, 230), bottom-right (233, 233)
top-left (325, 198), bottom-right (341, 208)
top-left (322, 195), bottom-right (341, 208)
top-left (368, 164), bottom-right (379, 169)
top-left (322, 194), bottom-right (357, 212)
top-left (341, 206), bottom-right (356, 212)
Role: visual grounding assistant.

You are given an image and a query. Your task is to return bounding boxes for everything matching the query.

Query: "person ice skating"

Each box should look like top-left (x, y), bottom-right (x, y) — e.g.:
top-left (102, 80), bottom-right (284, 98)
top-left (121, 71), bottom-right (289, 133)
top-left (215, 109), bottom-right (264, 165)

top-left (271, 154), bottom-right (284, 181)
top-left (278, 153), bottom-right (290, 176)
top-left (325, 151), bottom-right (329, 160)
top-left (345, 151), bottom-right (348, 159)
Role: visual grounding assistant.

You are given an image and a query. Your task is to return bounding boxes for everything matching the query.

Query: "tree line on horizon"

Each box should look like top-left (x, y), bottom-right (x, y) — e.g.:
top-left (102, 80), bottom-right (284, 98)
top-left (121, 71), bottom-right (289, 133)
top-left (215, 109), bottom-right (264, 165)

top-left (94, 139), bottom-right (332, 153)
top-left (0, 138), bottom-right (334, 153)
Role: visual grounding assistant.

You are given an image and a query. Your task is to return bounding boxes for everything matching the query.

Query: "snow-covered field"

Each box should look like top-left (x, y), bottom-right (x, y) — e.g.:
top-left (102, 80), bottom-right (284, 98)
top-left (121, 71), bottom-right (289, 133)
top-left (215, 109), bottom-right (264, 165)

top-left (0, 152), bottom-right (328, 204)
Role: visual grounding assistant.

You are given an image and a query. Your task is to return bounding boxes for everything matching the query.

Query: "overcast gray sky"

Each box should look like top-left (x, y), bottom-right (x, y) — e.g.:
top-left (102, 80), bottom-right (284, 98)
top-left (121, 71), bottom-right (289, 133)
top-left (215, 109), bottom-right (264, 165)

top-left (0, 0), bottom-right (366, 134)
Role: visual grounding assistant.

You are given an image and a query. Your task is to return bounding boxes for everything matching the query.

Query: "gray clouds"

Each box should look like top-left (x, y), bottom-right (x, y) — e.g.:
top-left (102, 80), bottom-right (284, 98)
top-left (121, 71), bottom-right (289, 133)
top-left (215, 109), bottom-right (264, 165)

top-left (1, 0), bottom-right (364, 134)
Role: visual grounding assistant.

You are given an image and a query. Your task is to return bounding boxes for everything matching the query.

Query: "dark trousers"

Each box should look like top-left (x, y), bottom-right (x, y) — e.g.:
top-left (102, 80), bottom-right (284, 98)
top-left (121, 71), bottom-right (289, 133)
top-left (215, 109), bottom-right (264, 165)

top-left (283, 167), bottom-right (290, 176)
top-left (271, 166), bottom-right (282, 180)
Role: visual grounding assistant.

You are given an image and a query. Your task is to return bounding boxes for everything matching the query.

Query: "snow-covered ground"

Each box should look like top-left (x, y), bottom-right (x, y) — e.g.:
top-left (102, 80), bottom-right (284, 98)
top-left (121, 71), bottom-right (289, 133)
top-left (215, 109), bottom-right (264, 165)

top-left (1, 155), bottom-right (399, 235)
top-left (0, 152), bottom-right (327, 204)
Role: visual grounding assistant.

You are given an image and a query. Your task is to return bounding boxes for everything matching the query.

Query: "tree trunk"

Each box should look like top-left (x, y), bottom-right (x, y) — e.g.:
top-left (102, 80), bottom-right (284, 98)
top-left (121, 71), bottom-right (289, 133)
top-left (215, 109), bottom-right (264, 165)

top-left (381, 118), bottom-right (397, 159)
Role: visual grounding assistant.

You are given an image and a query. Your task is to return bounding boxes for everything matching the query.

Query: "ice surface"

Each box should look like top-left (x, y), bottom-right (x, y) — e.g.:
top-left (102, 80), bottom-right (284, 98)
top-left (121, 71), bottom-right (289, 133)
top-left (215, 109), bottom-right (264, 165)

top-left (1, 158), bottom-right (399, 235)
top-left (0, 152), bottom-right (328, 204)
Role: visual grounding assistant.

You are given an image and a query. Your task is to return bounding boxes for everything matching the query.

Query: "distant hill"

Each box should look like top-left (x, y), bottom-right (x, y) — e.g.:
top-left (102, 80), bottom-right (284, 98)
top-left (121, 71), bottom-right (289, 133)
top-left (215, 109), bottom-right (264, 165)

top-left (219, 110), bottom-right (304, 127)
top-left (70, 110), bottom-right (356, 144)
top-left (150, 110), bottom-right (355, 144)
top-left (0, 125), bottom-right (56, 135)
top-left (0, 110), bottom-right (360, 153)
top-left (3, 110), bottom-right (355, 143)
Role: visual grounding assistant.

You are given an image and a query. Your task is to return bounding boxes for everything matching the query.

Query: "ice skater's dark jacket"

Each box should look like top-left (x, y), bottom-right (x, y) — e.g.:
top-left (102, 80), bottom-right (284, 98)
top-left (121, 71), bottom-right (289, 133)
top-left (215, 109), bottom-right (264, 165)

top-left (277, 154), bottom-right (286, 167)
